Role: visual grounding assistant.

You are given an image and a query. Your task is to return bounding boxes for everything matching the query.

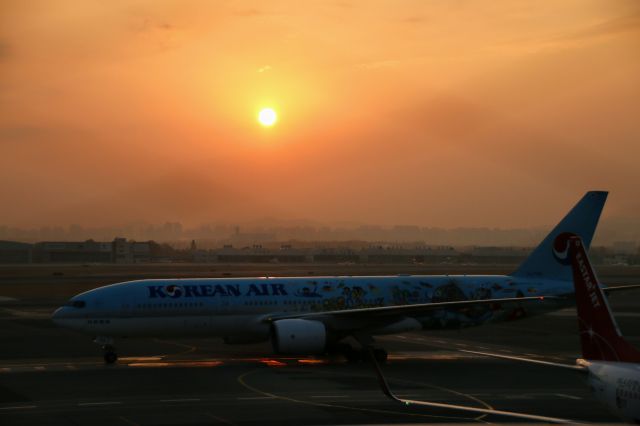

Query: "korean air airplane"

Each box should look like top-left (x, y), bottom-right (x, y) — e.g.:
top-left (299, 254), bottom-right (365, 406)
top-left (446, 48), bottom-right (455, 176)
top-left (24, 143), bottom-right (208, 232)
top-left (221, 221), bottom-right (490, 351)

top-left (52, 191), bottom-right (625, 365)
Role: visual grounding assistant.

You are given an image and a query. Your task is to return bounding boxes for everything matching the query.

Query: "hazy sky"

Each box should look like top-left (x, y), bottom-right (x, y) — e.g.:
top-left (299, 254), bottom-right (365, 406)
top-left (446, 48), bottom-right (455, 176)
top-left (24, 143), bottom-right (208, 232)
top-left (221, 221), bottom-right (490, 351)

top-left (1, 1), bottom-right (639, 229)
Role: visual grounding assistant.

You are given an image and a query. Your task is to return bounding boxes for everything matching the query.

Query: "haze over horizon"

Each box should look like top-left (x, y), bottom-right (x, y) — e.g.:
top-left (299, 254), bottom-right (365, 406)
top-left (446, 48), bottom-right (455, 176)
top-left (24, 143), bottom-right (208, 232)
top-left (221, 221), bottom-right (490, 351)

top-left (2, 1), bottom-right (639, 230)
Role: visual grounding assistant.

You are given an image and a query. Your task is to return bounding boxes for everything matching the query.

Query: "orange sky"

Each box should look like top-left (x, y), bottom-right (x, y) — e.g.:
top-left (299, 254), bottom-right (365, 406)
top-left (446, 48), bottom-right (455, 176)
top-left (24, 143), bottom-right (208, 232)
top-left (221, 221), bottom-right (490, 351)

top-left (1, 0), bottom-right (639, 229)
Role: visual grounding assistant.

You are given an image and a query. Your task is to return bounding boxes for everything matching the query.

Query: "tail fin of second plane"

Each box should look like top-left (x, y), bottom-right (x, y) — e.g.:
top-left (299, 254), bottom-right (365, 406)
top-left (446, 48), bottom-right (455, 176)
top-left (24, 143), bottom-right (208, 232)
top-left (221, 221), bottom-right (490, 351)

top-left (569, 236), bottom-right (640, 363)
top-left (512, 191), bottom-right (607, 281)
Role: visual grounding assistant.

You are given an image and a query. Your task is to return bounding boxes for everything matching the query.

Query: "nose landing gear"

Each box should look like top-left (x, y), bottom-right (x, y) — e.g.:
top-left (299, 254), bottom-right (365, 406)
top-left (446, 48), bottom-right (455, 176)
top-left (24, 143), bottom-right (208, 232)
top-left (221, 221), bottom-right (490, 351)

top-left (94, 336), bottom-right (118, 364)
top-left (103, 345), bottom-right (118, 364)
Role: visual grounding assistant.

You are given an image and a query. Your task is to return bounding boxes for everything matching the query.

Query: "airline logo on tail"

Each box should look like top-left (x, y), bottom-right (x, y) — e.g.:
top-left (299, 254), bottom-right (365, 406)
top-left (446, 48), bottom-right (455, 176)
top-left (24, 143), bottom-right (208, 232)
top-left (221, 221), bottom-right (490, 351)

top-left (552, 232), bottom-right (576, 265)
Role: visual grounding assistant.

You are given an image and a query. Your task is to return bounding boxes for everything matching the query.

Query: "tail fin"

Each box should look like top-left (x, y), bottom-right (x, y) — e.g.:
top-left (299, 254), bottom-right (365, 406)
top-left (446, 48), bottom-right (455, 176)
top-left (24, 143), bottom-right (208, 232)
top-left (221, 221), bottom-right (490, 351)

top-left (512, 191), bottom-right (607, 281)
top-left (569, 236), bottom-right (640, 363)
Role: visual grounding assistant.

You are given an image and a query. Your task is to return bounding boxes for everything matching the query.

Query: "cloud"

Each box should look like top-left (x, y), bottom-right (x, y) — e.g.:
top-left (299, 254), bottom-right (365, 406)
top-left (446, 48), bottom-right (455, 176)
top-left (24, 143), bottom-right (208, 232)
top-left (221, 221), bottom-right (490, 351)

top-left (554, 10), bottom-right (640, 43)
top-left (126, 15), bottom-right (180, 53)
top-left (257, 65), bottom-right (272, 73)
top-left (131, 17), bottom-right (175, 34)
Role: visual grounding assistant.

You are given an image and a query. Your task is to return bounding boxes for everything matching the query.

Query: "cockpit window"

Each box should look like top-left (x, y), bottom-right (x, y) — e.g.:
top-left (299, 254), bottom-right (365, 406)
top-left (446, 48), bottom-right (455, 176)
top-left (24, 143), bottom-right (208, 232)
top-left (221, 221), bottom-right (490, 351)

top-left (66, 300), bottom-right (86, 308)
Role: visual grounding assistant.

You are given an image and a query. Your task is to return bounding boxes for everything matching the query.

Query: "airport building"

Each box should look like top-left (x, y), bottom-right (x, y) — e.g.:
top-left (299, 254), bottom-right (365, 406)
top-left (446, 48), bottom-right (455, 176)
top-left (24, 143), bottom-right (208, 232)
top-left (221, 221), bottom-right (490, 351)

top-left (198, 244), bottom-right (310, 263)
top-left (0, 238), bottom-right (629, 265)
top-left (0, 240), bottom-right (33, 263)
top-left (113, 238), bottom-right (151, 263)
top-left (360, 245), bottom-right (458, 263)
top-left (192, 244), bottom-right (464, 264)
top-left (0, 238), bottom-right (152, 264)
top-left (33, 241), bottom-right (113, 263)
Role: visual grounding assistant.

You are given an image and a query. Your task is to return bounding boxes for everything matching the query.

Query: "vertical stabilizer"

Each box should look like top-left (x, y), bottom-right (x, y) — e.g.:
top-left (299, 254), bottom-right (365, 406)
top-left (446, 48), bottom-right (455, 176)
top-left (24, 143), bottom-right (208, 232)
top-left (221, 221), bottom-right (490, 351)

top-left (569, 236), bottom-right (640, 363)
top-left (512, 191), bottom-right (607, 281)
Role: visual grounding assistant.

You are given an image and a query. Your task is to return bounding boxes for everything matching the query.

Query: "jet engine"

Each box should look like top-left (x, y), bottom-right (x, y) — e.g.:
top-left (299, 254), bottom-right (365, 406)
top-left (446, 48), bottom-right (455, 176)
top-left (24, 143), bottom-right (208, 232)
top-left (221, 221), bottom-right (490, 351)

top-left (270, 319), bottom-right (327, 354)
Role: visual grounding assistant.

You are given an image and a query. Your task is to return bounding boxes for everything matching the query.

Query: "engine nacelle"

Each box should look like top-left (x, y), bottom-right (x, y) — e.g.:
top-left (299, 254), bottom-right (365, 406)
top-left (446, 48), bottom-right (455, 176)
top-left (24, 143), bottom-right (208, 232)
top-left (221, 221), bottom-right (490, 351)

top-left (271, 319), bottom-right (327, 354)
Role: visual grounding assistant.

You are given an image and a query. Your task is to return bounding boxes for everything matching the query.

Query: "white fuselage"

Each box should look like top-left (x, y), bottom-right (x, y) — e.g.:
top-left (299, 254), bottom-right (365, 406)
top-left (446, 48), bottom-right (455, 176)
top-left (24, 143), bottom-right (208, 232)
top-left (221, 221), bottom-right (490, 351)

top-left (578, 360), bottom-right (640, 423)
top-left (52, 274), bottom-right (572, 343)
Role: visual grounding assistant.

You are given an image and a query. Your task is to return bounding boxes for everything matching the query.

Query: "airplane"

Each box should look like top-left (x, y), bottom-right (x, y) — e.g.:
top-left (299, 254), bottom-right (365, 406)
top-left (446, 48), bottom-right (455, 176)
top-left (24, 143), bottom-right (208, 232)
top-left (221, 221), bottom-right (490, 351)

top-left (443, 236), bottom-right (640, 423)
top-left (52, 191), bottom-right (633, 365)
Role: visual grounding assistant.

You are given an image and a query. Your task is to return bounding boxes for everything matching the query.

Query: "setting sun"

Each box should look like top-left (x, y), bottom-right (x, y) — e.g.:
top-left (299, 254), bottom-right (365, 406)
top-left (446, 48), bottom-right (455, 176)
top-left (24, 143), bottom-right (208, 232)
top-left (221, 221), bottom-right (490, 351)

top-left (258, 108), bottom-right (277, 127)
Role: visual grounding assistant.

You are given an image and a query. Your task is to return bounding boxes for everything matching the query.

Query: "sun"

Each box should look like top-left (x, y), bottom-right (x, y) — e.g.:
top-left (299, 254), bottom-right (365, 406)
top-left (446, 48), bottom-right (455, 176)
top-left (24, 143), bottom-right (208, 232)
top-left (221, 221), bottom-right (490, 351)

top-left (258, 108), bottom-right (277, 127)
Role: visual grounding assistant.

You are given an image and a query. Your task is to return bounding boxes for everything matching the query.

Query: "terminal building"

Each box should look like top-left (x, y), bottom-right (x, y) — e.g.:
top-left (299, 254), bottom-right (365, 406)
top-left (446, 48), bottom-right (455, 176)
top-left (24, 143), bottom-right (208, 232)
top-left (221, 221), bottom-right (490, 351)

top-left (0, 240), bottom-right (33, 264)
top-left (0, 239), bottom-right (629, 265)
top-left (0, 238), bottom-right (151, 264)
top-left (33, 240), bottom-right (113, 263)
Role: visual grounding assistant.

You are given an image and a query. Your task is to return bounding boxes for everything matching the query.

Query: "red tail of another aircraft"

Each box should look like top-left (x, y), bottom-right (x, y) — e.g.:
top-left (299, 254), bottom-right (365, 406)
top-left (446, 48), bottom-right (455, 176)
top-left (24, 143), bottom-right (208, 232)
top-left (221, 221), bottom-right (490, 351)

top-left (569, 236), bottom-right (640, 363)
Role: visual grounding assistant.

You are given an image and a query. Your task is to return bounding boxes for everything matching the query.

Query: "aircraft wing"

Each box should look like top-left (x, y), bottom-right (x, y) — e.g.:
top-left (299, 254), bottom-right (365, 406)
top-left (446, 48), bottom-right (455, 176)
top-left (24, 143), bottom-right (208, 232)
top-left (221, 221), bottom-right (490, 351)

top-left (367, 347), bottom-right (576, 423)
top-left (263, 295), bottom-right (561, 323)
top-left (458, 349), bottom-right (585, 371)
top-left (601, 284), bottom-right (640, 294)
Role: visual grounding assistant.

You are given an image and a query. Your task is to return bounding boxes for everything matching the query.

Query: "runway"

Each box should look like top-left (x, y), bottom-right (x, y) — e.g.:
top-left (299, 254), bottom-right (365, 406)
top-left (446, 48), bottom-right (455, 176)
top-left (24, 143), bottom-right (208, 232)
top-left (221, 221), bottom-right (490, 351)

top-left (0, 319), bottom-right (624, 425)
top-left (1, 265), bottom-right (639, 425)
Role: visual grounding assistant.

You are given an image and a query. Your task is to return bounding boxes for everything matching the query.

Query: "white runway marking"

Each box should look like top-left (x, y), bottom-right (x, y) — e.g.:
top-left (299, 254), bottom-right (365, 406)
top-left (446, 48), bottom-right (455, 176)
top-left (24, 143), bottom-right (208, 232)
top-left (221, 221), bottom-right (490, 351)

top-left (555, 393), bottom-right (582, 400)
top-left (160, 398), bottom-right (201, 403)
top-left (236, 396), bottom-right (276, 400)
top-left (505, 394), bottom-right (534, 400)
top-left (0, 405), bottom-right (37, 410)
top-left (77, 401), bottom-right (122, 406)
top-left (160, 398), bottom-right (202, 402)
top-left (311, 395), bottom-right (349, 399)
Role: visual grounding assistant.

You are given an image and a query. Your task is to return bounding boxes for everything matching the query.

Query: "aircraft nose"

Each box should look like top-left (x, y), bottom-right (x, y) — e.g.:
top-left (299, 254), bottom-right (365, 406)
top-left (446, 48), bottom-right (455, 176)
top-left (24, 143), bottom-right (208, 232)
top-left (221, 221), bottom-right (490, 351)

top-left (51, 307), bottom-right (68, 325)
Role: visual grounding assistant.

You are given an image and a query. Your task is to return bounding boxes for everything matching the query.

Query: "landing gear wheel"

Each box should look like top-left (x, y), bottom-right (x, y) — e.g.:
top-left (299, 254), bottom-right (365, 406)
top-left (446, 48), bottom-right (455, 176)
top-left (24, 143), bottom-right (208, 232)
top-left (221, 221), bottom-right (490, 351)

top-left (103, 345), bottom-right (118, 364)
top-left (327, 342), bottom-right (362, 363)
top-left (372, 348), bottom-right (388, 364)
top-left (344, 346), bottom-right (363, 363)
top-left (359, 347), bottom-right (387, 364)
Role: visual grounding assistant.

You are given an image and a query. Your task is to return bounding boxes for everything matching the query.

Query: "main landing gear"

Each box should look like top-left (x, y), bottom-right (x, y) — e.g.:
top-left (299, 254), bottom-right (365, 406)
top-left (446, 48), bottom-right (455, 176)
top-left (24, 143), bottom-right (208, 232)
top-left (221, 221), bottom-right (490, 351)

top-left (94, 336), bottom-right (118, 364)
top-left (329, 342), bottom-right (388, 363)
